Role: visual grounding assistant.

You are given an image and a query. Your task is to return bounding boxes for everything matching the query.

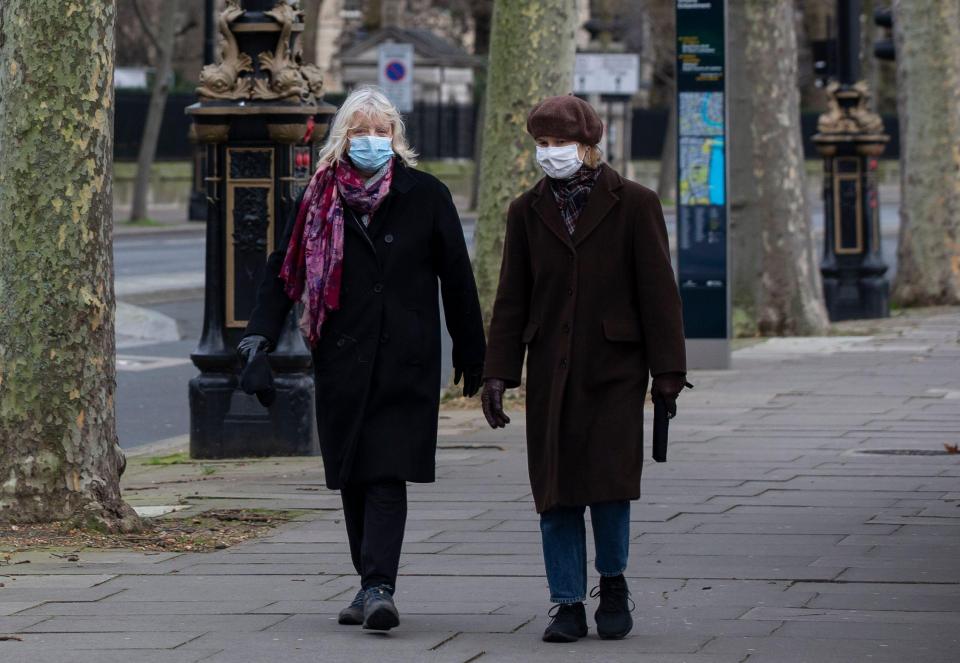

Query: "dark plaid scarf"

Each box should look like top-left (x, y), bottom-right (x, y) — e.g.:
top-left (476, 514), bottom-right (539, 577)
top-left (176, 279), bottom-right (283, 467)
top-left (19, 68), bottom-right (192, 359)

top-left (549, 165), bottom-right (601, 235)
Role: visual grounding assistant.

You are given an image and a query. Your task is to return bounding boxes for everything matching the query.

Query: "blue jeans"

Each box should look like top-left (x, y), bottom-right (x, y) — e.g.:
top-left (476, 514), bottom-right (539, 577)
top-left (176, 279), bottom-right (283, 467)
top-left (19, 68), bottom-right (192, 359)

top-left (539, 501), bottom-right (630, 604)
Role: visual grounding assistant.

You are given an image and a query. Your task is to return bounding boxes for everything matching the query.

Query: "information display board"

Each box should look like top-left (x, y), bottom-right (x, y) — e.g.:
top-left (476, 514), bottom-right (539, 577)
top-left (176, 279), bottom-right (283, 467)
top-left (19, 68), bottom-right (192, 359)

top-left (676, 0), bottom-right (728, 350)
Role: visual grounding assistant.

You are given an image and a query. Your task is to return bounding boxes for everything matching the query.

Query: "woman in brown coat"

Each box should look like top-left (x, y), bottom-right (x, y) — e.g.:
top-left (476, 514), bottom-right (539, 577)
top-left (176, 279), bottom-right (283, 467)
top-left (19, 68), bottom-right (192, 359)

top-left (481, 95), bottom-right (689, 643)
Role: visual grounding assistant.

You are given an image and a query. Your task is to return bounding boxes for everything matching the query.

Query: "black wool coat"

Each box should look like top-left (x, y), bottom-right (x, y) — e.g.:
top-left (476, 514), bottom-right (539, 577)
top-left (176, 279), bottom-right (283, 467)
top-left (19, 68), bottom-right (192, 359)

top-left (246, 160), bottom-right (486, 489)
top-left (483, 164), bottom-right (686, 513)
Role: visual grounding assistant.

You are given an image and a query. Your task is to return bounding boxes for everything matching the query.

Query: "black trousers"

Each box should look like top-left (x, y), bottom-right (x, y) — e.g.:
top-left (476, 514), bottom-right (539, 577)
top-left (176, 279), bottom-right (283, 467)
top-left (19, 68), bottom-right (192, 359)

top-left (340, 480), bottom-right (408, 590)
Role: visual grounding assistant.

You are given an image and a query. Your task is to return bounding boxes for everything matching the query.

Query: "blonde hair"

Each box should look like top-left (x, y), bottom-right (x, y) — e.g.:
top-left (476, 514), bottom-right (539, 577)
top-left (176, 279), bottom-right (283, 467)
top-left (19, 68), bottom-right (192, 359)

top-left (583, 144), bottom-right (603, 169)
top-left (317, 86), bottom-right (418, 167)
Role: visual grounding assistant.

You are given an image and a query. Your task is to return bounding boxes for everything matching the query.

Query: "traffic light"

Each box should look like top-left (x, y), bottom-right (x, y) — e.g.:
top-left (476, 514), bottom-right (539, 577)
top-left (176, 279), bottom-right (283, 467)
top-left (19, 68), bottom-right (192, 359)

top-left (873, 7), bottom-right (895, 61)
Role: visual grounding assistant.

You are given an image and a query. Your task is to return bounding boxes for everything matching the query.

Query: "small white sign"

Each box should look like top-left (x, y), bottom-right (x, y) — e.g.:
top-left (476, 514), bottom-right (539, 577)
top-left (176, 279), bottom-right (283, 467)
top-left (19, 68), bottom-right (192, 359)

top-left (378, 42), bottom-right (414, 113)
top-left (573, 53), bottom-right (640, 95)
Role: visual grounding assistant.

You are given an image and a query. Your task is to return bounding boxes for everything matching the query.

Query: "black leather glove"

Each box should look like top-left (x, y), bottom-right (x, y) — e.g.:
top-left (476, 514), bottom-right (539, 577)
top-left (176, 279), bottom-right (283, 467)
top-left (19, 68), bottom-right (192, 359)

top-left (651, 372), bottom-right (693, 419)
top-left (237, 334), bottom-right (271, 367)
top-left (454, 365), bottom-right (484, 398)
top-left (481, 378), bottom-right (511, 429)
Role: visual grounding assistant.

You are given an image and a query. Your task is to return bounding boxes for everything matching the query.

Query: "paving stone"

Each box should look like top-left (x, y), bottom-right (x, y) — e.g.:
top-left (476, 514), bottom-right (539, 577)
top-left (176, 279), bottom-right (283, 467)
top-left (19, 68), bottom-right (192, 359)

top-left (101, 575), bottom-right (346, 602)
top-left (775, 620), bottom-right (960, 641)
top-left (0, 586), bottom-right (124, 603)
top-left (0, 574), bottom-right (116, 588)
top-left (177, 630), bottom-right (460, 655)
top-left (2, 632), bottom-right (204, 649)
top-left (807, 592), bottom-right (960, 612)
top-left (701, 635), bottom-right (957, 663)
top-left (250, 599), bottom-right (507, 615)
top-left (787, 581), bottom-right (960, 596)
top-left (0, 602), bottom-right (43, 616)
top-left (836, 566), bottom-right (960, 583)
top-left (742, 605), bottom-right (960, 624)
top-left (21, 613), bottom-right (288, 633)
top-left (18, 601), bottom-right (273, 616)
top-left (0, 649), bottom-right (219, 663)
top-left (0, 615), bottom-right (50, 631)
top-left (270, 611), bottom-right (534, 634)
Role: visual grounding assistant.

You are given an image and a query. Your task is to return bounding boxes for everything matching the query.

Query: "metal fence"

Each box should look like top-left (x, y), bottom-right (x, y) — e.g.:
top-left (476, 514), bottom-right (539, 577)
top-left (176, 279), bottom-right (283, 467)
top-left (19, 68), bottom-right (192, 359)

top-left (114, 93), bottom-right (900, 162)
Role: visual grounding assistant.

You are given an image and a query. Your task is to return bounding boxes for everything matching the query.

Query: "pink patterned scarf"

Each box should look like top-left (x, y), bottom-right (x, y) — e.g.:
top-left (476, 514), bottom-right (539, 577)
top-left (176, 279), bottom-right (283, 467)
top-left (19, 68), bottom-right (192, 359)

top-left (279, 158), bottom-right (394, 346)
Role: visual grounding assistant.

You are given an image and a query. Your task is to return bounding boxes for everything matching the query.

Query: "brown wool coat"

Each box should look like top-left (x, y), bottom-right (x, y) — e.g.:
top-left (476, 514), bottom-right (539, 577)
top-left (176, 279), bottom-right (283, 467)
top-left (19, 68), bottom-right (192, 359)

top-left (483, 164), bottom-right (686, 513)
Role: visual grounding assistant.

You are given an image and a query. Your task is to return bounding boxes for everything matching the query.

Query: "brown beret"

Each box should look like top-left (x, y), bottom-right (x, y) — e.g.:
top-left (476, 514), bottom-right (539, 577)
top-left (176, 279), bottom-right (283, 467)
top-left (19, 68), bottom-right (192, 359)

top-left (527, 94), bottom-right (603, 145)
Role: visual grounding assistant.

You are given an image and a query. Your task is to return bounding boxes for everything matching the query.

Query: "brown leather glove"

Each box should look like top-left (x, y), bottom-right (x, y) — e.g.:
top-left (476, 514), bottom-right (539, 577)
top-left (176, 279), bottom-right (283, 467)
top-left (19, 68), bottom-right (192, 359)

top-left (651, 372), bottom-right (693, 419)
top-left (481, 378), bottom-right (511, 429)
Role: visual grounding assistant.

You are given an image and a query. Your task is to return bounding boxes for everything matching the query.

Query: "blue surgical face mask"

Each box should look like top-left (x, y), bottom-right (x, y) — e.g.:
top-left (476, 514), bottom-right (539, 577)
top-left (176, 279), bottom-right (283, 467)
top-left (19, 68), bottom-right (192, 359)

top-left (348, 135), bottom-right (394, 172)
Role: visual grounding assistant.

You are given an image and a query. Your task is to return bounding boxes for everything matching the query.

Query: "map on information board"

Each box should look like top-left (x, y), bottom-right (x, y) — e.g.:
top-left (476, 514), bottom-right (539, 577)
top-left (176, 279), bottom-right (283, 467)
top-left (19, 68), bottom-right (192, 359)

top-left (679, 92), bottom-right (723, 136)
top-left (679, 136), bottom-right (725, 206)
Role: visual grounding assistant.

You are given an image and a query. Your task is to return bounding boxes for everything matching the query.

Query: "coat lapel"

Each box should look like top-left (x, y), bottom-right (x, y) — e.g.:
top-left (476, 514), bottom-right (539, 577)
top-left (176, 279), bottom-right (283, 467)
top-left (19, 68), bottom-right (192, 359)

top-left (346, 159), bottom-right (416, 248)
top-left (572, 165), bottom-right (621, 247)
top-left (531, 179), bottom-right (575, 250)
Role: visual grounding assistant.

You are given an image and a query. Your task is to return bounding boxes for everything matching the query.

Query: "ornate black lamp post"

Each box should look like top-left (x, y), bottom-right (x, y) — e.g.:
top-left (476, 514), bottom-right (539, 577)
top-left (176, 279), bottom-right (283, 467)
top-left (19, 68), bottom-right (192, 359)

top-left (813, 0), bottom-right (890, 320)
top-left (188, 0), bottom-right (222, 222)
top-left (186, 0), bottom-right (335, 458)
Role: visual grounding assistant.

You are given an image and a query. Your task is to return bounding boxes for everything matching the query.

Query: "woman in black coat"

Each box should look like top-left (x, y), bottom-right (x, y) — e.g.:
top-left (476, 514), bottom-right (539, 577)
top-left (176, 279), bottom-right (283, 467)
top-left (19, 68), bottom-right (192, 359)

top-left (239, 87), bottom-right (486, 631)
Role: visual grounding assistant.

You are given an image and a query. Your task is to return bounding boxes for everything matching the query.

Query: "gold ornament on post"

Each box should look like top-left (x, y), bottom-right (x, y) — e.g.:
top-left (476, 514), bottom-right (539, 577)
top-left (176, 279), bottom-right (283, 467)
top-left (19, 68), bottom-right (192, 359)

top-left (197, 0), bottom-right (254, 101)
top-left (816, 81), bottom-right (886, 138)
top-left (253, 2), bottom-right (308, 102)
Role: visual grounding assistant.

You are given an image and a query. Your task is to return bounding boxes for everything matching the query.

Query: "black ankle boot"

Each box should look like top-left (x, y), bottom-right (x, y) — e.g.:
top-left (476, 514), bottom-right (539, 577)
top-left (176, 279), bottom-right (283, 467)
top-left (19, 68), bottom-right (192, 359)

top-left (592, 574), bottom-right (634, 639)
top-left (542, 602), bottom-right (588, 643)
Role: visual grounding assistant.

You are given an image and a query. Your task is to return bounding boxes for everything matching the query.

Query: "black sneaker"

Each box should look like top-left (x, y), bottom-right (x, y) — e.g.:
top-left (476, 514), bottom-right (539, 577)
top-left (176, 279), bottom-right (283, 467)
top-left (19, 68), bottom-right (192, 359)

top-left (362, 585), bottom-right (400, 631)
top-left (542, 602), bottom-right (588, 643)
top-left (337, 588), bottom-right (365, 625)
top-left (591, 574), bottom-right (634, 639)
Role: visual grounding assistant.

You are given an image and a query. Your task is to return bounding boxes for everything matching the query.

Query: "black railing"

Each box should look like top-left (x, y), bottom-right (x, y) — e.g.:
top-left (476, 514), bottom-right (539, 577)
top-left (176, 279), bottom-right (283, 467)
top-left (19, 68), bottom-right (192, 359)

top-left (113, 93), bottom-right (901, 162)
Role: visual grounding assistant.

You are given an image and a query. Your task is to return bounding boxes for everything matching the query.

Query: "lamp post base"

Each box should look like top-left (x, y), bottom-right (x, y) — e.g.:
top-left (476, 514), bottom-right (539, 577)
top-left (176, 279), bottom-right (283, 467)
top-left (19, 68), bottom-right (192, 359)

top-left (189, 372), bottom-right (318, 459)
top-left (822, 273), bottom-right (890, 321)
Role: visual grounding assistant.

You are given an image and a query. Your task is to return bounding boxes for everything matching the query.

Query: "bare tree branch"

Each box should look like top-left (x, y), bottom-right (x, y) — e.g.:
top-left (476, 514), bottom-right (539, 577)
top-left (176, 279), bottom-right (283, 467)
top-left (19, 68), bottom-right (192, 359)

top-left (176, 15), bottom-right (198, 38)
top-left (130, 0), bottom-right (161, 52)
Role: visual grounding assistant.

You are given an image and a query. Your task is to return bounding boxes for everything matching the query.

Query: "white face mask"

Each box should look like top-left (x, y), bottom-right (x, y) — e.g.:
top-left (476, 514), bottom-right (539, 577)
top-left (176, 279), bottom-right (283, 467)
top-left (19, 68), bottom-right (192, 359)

top-left (536, 143), bottom-right (583, 179)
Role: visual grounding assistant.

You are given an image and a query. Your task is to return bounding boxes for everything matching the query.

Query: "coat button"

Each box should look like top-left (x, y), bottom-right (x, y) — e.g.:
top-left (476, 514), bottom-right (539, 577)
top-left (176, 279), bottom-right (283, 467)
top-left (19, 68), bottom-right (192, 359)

top-left (336, 338), bottom-right (346, 347)
top-left (380, 333), bottom-right (389, 343)
top-left (384, 233), bottom-right (394, 244)
top-left (567, 288), bottom-right (574, 296)
top-left (561, 323), bottom-right (570, 333)
top-left (559, 358), bottom-right (568, 369)
top-left (373, 283), bottom-right (384, 293)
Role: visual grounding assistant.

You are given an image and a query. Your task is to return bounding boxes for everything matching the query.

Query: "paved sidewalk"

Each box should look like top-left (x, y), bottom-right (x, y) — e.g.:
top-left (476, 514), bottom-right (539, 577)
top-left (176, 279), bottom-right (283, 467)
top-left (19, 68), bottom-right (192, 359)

top-left (2, 310), bottom-right (959, 662)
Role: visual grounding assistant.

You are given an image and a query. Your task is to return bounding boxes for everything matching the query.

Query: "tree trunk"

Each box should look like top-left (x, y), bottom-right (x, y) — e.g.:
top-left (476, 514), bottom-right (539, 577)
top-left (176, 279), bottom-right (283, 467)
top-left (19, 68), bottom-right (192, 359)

top-left (728, 0), bottom-right (829, 336)
top-left (130, 1), bottom-right (182, 222)
top-left (468, 1), bottom-right (494, 211)
top-left (0, 0), bottom-right (139, 530)
top-left (891, 0), bottom-right (960, 305)
top-left (473, 0), bottom-right (578, 319)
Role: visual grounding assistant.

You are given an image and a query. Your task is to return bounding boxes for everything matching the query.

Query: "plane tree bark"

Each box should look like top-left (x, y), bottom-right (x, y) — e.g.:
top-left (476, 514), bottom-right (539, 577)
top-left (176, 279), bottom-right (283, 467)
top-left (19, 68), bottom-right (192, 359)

top-left (890, 0), bottom-right (960, 305)
top-left (473, 0), bottom-right (578, 319)
top-left (0, 0), bottom-right (140, 531)
top-left (728, 0), bottom-right (829, 335)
